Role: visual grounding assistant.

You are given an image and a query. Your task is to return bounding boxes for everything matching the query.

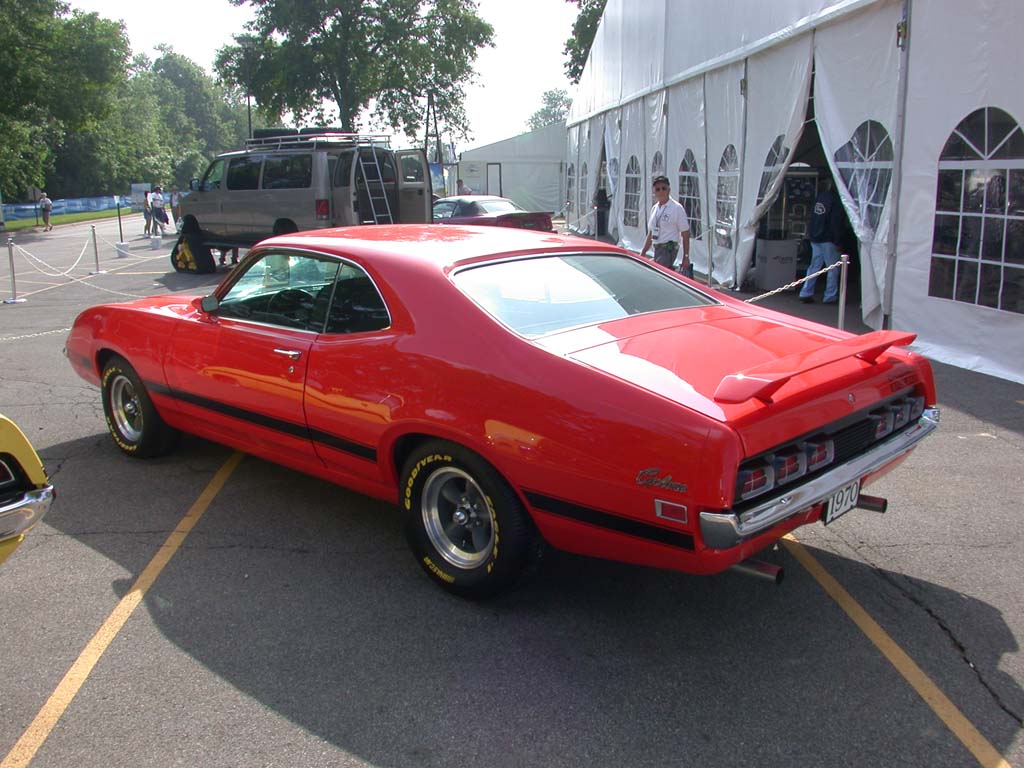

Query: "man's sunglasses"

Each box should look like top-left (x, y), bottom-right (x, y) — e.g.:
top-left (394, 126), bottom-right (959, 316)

top-left (654, 185), bottom-right (669, 191)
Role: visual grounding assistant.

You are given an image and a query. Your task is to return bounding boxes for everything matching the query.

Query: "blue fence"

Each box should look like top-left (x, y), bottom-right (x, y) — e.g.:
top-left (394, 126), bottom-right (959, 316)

top-left (2, 195), bottom-right (133, 221)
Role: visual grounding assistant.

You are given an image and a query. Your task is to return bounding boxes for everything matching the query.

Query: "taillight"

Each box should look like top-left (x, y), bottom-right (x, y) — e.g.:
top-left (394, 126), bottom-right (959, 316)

top-left (737, 462), bottom-right (774, 500)
top-left (871, 407), bottom-right (895, 439)
top-left (315, 199), bottom-right (330, 220)
top-left (909, 396), bottom-right (925, 421)
top-left (773, 447), bottom-right (807, 485)
top-left (804, 436), bottom-right (835, 472)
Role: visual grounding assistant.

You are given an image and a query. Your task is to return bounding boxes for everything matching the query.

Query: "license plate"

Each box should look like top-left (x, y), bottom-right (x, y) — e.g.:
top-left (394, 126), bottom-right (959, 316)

top-left (823, 480), bottom-right (860, 524)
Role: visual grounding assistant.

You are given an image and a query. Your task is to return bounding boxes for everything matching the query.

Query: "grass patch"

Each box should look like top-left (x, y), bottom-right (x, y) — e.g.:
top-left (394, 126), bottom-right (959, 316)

top-left (2, 208), bottom-right (136, 231)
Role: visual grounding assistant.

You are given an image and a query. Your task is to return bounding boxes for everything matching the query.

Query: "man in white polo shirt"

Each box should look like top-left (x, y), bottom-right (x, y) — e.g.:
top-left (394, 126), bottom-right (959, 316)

top-left (639, 175), bottom-right (691, 276)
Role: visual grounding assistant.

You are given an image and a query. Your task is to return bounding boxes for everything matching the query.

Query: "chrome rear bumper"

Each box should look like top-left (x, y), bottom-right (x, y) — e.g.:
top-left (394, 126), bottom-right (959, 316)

top-left (0, 486), bottom-right (55, 542)
top-left (699, 408), bottom-right (939, 550)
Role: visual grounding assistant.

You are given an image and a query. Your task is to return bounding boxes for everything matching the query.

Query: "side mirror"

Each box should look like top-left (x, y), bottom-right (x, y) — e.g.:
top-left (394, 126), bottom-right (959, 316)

top-left (200, 295), bottom-right (219, 313)
top-left (189, 179), bottom-right (201, 192)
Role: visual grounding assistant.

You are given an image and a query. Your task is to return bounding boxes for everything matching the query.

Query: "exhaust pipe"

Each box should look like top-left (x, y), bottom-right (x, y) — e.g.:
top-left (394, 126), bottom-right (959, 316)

top-left (729, 558), bottom-right (784, 586)
top-left (857, 494), bottom-right (888, 513)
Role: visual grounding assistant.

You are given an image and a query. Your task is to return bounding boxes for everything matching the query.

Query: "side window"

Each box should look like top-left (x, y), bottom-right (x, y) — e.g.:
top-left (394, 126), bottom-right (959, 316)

top-left (262, 155), bottom-right (312, 189)
top-left (325, 263), bottom-right (391, 334)
top-left (334, 152), bottom-right (354, 187)
top-left (216, 251), bottom-right (341, 332)
top-left (202, 160), bottom-right (226, 191)
top-left (433, 201), bottom-right (457, 220)
top-left (401, 154), bottom-right (425, 182)
top-left (226, 156), bottom-right (262, 190)
top-left (456, 202), bottom-right (478, 217)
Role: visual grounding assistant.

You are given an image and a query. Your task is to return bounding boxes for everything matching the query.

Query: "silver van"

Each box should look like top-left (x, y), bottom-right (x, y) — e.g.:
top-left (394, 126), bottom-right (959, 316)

top-left (173, 131), bottom-right (431, 273)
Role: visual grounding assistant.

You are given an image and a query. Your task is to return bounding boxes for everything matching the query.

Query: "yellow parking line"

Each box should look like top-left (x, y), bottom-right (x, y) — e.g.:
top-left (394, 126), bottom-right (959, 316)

top-left (783, 534), bottom-right (1011, 768)
top-left (1, 452), bottom-right (244, 768)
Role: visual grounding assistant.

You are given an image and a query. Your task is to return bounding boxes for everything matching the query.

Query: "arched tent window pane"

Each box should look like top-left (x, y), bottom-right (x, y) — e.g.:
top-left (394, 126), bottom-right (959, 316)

top-left (834, 120), bottom-right (893, 235)
top-left (651, 151), bottom-right (665, 176)
top-left (929, 106), bottom-right (1024, 314)
top-left (757, 135), bottom-right (790, 206)
top-left (578, 162), bottom-right (589, 226)
top-left (678, 150), bottom-right (703, 240)
top-left (715, 144), bottom-right (739, 249)
top-left (566, 163), bottom-right (575, 220)
top-left (624, 155), bottom-right (642, 227)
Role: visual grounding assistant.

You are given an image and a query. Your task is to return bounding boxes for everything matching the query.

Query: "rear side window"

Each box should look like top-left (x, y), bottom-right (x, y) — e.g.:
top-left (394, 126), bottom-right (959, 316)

top-left (226, 156), bottom-right (262, 190)
top-left (325, 263), bottom-right (390, 334)
top-left (262, 155), bottom-right (312, 189)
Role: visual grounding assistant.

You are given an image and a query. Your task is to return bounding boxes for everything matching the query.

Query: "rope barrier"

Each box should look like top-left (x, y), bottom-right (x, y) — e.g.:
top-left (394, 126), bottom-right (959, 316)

top-left (0, 327), bottom-right (73, 343)
top-left (743, 258), bottom-right (845, 304)
top-left (13, 239), bottom-right (90, 277)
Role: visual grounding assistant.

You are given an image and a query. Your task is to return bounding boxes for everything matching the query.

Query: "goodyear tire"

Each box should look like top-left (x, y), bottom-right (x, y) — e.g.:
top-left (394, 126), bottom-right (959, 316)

top-left (401, 440), bottom-right (533, 598)
top-left (170, 227), bottom-right (215, 274)
top-left (101, 356), bottom-right (178, 458)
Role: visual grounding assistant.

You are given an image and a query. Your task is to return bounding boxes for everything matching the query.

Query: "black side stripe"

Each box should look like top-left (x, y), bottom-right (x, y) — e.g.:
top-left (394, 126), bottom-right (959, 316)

top-left (523, 490), bottom-right (695, 551)
top-left (146, 381), bottom-right (377, 462)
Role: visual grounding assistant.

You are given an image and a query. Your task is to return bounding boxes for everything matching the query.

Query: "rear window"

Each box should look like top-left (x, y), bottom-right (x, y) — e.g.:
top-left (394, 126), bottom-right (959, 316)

top-left (478, 199), bottom-right (521, 213)
top-left (452, 253), bottom-right (716, 338)
top-left (262, 155), bottom-right (312, 189)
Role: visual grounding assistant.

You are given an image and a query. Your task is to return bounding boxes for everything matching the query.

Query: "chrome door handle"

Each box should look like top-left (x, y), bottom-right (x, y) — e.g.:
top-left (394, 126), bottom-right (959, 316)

top-left (273, 348), bottom-right (302, 361)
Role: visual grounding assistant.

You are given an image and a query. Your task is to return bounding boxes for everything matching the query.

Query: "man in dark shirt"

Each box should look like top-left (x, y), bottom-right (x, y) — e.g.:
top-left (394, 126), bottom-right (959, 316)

top-left (799, 176), bottom-right (845, 304)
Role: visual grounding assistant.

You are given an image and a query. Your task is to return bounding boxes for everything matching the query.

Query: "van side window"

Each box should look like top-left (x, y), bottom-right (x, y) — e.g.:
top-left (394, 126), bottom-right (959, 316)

top-left (401, 154), bottom-right (424, 182)
top-left (201, 159), bottom-right (226, 191)
top-left (262, 155), bottom-right (312, 189)
top-left (226, 156), bottom-right (262, 190)
top-left (325, 263), bottom-right (390, 334)
top-left (334, 152), bottom-right (353, 187)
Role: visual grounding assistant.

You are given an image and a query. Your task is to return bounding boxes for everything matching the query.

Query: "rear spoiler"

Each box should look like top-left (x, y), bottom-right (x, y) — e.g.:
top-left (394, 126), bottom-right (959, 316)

top-left (713, 330), bottom-right (916, 404)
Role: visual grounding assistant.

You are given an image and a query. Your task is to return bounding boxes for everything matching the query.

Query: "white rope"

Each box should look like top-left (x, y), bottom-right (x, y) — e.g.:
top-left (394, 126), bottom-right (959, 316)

top-left (744, 259), bottom-right (845, 304)
top-left (14, 239), bottom-right (90, 277)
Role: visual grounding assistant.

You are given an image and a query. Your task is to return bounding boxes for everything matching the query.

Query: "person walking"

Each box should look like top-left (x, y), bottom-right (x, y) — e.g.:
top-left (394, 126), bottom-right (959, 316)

top-left (150, 186), bottom-right (168, 236)
top-left (457, 178), bottom-right (473, 195)
top-left (38, 192), bottom-right (53, 231)
top-left (639, 175), bottom-right (691, 276)
top-left (800, 176), bottom-right (845, 304)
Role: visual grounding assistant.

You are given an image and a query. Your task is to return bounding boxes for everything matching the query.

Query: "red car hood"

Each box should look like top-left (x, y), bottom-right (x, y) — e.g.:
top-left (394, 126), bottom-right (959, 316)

top-left (535, 306), bottom-right (916, 426)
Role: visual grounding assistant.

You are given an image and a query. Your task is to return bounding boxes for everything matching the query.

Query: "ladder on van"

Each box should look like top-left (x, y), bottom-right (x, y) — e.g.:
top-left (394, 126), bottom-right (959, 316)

top-left (357, 147), bottom-right (394, 225)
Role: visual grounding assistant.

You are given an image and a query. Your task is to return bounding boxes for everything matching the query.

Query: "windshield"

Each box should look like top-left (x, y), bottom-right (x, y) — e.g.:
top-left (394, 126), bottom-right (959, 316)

top-left (452, 253), bottom-right (716, 338)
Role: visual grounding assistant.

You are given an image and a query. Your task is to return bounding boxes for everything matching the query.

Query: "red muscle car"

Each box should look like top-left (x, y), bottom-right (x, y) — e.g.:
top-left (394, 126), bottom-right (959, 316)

top-left (65, 225), bottom-right (938, 597)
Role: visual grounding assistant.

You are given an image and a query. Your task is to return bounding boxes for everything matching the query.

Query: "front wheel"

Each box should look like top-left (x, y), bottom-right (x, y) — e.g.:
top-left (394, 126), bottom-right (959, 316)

top-left (101, 356), bottom-right (179, 458)
top-left (401, 441), bottom-right (533, 598)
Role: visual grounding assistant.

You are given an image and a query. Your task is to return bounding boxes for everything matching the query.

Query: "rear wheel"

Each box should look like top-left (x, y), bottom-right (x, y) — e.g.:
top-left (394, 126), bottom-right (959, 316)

top-left (101, 356), bottom-right (178, 458)
top-left (171, 221), bottom-right (215, 274)
top-left (401, 441), bottom-right (533, 598)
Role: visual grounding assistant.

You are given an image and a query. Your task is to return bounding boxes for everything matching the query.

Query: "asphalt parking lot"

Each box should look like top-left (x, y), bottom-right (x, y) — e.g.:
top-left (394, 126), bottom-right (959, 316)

top-left (1, 216), bottom-right (1022, 767)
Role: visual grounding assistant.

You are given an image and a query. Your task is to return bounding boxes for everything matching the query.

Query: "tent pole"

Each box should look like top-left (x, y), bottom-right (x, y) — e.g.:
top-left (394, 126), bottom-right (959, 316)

top-left (703, 74), bottom-right (713, 287)
top-left (882, 0), bottom-right (914, 329)
top-left (733, 58), bottom-right (750, 289)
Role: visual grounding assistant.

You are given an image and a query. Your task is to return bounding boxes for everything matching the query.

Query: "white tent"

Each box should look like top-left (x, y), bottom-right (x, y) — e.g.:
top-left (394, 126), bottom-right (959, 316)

top-left (458, 122), bottom-right (566, 214)
top-left (567, 0), bottom-right (1024, 384)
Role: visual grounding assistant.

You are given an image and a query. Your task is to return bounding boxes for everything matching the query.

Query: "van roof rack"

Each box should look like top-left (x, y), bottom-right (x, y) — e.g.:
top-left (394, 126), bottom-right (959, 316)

top-left (245, 131), bottom-right (393, 150)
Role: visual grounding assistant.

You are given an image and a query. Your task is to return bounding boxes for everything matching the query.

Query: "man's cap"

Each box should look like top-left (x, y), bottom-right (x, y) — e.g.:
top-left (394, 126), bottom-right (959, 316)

top-left (652, 175), bottom-right (670, 187)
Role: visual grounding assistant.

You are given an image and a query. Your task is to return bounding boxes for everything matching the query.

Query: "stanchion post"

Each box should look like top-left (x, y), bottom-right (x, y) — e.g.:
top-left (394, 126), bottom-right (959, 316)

top-left (838, 254), bottom-right (849, 331)
top-left (116, 197), bottom-right (124, 243)
top-left (4, 237), bottom-right (27, 304)
top-left (89, 225), bottom-right (105, 275)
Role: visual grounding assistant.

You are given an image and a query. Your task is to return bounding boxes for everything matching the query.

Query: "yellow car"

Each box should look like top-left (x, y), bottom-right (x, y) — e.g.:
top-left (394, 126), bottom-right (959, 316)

top-left (0, 414), bottom-right (54, 566)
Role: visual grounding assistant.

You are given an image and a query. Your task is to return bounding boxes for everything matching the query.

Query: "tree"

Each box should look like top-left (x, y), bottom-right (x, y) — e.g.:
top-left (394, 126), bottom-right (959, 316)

top-left (563, 0), bottom-right (607, 85)
top-left (527, 89), bottom-right (571, 132)
top-left (214, 0), bottom-right (494, 138)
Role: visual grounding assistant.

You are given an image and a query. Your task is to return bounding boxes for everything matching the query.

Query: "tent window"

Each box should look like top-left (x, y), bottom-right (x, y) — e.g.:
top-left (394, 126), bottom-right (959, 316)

top-left (834, 120), bottom-right (893, 236)
top-left (757, 135), bottom-right (790, 206)
top-left (715, 144), bottom-right (739, 249)
top-left (624, 155), bottom-right (642, 227)
top-left (651, 151), bottom-right (665, 176)
top-left (567, 163), bottom-right (576, 220)
top-left (578, 162), bottom-right (589, 226)
top-left (678, 150), bottom-right (703, 240)
top-left (928, 106), bottom-right (1024, 314)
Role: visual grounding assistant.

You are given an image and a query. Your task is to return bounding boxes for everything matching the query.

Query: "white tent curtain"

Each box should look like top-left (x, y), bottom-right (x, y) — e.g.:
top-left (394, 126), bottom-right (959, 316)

top-left (736, 33), bottom-right (814, 287)
top-left (603, 107), bottom-right (623, 240)
top-left (566, 123), bottom-right (581, 230)
top-left (813, 0), bottom-right (902, 327)
top-left (586, 114), bottom-right (606, 235)
top-left (576, 121), bottom-right (592, 234)
top-left (892, 0), bottom-right (1024, 384)
top-left (705, 61), bottom-right (746, 286)
top-left (666, 77), bottom-right (710, 277)
top-left (644, 90), bottom-right (668, 219)
top-left (619, 98), bottom-right (647, 251)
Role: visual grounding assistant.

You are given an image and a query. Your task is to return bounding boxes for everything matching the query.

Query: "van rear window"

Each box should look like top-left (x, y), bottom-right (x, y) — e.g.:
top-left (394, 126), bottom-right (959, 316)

top-left (263, 155), bottom-right (312, 189)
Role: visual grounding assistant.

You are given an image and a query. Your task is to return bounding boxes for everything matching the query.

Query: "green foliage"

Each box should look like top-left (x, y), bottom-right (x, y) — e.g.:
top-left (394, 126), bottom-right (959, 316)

top-left (214, 0), bottom-right (494, 138)
top-left (563, 0), bottom-right (607, 85)
top-left (527, 89), bottom-right (572, 132)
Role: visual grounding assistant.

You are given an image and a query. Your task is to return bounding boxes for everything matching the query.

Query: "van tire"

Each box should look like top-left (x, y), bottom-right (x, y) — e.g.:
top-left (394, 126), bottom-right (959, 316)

top-left (273, 220), bottom-right (298, 236)
top-left (171, 225), bottom-right (216, 274)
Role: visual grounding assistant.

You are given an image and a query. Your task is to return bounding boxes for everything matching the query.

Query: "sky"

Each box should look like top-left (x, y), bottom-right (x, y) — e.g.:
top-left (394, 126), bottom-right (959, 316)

top-left (68, 0), bottom-right (580, 152)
